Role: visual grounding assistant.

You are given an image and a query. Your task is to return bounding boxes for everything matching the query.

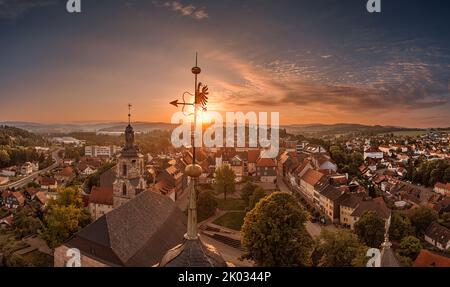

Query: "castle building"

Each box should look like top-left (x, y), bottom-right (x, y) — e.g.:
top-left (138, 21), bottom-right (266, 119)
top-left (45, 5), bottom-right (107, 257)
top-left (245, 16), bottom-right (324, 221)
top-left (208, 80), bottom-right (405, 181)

top-left (113, 109), bottom-right (147, 208)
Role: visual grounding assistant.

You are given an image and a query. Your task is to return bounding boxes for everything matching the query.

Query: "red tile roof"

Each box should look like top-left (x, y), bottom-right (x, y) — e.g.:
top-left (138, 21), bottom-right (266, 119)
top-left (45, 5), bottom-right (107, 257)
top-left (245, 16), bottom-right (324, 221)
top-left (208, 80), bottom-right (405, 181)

top-left (256, 158), bottom-right (276, 168)
top-left (11, 191), bottom-right (25, 206)
top-left (247, 150), bottom-right (260, 163)
top-left (89, 186), bottom-right (113, 206)
top-left (59, 166), bottom-right (74, 177)
top-left (35, 191), bottom-right (48, 205)
top-left (365, 147), bottom-right (382, 153)
top-left (413, 249), bottom-right (450, 267)
top-left (301, 169), bottom-right (325, 186)
top-left (39, 176), bottom-right (56, 186)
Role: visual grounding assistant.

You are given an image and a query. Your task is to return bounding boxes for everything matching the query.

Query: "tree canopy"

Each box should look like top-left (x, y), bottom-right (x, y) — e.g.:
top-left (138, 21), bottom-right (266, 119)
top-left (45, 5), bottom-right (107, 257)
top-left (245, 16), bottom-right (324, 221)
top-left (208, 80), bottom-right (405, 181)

top-left (241, 192), bottom-right (313, 267)
top-left (42, 187), bottom-right (91, 248)
top-left (389, 212), bottom-right (414, 241)
top-left (398, 236), bottom-right (422, 260)
top-left (354, 211), bottom-right (386, 248)
top-left (409, 206), bottom-right (438, 237)
top-left (213, 165), bottom-right (236, 200)
top-left (314, 229), bottom-right (369, 267)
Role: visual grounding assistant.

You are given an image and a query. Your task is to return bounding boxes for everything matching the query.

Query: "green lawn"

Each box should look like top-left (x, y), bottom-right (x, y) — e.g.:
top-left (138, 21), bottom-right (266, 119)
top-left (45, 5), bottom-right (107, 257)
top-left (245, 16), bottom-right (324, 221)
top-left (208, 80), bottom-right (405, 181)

top-left (215, 198), bottom-right (247, 211)
top-left (212, 212), bottom-right (246, 231)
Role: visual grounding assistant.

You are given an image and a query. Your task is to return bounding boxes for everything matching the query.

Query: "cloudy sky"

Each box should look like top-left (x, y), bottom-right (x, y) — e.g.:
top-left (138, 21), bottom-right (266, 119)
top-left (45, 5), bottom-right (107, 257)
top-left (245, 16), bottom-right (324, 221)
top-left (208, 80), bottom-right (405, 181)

top-left (0, 0), bottom-right (449, 127)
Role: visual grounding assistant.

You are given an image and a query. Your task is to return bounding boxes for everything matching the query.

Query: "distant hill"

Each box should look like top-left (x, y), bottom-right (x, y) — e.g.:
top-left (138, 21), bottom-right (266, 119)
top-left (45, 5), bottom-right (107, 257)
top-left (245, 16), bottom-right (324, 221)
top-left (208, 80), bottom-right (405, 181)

top-left (98, 122), bottom-right (176, 133)
top-left (0, 121), bottom-right (176, 134)
top-left (282, 123), bottom-right (423, 137)
top-left (0, 121), bottom-right (439, 138)
top-left (0, 125), bottom-right (46, 146)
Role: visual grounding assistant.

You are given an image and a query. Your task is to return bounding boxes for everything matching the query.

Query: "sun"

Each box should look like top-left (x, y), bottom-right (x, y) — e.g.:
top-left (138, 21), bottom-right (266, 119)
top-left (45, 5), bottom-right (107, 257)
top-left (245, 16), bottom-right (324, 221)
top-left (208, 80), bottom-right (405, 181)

top-left (199, 110), bottom-right (213, 123)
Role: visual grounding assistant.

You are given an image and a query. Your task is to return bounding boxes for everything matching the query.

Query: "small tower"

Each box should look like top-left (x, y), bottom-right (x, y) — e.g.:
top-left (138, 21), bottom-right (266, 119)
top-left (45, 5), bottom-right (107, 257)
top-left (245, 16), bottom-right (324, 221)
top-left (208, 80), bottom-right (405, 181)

top-left (113, 104), bottom-right (146, 208)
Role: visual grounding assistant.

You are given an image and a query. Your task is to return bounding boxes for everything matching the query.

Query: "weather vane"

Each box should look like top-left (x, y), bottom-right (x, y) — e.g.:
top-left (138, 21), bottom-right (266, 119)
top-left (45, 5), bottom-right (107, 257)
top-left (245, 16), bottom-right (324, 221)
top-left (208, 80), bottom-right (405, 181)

top-left (170, 53), bottom-right (209, 164)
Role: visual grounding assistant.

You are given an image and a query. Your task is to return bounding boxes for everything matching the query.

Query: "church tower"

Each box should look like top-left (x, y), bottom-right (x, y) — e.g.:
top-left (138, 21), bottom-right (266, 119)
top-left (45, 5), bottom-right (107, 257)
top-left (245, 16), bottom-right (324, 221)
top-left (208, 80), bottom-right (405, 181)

top-left (113, 105), bottom-right (146, 208)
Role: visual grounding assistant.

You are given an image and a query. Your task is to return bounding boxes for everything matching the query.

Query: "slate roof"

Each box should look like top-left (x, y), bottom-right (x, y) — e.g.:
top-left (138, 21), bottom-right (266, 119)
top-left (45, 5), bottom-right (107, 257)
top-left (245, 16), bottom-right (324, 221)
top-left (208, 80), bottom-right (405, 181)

top-left (320, 185), bottom-right (343, 201)
top-left (336, 193), bottom-right (364, 209)
top-left (159, 238), bottom-right (227, 267)
top-left (66, 190), bottom-right (187, 267)
top-left (380, 247), bottom-right (401, 267)
top-left (100, 167), bottom-right (117, 189)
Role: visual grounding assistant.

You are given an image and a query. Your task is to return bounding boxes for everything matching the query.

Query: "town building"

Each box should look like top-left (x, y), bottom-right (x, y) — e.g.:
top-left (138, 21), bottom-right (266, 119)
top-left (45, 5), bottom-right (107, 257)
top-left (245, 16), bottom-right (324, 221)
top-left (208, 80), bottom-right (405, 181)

top-left (364, 147), bottom-right (383, 160)
top-left (434, 182), bottom-right (450, 196)
top-left (424, 222), bottom-right (450, 251)
top-left (318, 185), bottom-right (343, 222)
top-left (85, 145), bottom-right (121, 158)
top-left (88, 186), bottom-right (114, 220)
top-left (350, 197), bottom-right (391, 230)
top-left (256, 158), bottom-right (277, 183)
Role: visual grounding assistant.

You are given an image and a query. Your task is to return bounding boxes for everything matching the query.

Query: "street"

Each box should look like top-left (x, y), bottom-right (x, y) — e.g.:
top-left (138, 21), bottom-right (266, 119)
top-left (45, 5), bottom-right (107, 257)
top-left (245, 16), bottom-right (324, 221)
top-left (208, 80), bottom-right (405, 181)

top-left (0, 149), bottom-right (61, 191)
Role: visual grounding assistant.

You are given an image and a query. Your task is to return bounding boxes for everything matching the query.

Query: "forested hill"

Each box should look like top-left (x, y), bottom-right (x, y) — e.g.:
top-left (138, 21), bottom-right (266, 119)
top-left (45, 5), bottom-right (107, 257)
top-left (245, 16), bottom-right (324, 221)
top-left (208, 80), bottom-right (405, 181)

top-left (0, 125), bottom-right (47, 147)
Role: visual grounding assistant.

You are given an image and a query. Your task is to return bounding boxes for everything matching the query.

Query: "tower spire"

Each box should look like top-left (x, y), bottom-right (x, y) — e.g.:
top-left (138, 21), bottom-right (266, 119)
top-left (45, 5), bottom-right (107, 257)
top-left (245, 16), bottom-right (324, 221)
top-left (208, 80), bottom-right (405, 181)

top-left (128, 103), bottom-right (132, 125)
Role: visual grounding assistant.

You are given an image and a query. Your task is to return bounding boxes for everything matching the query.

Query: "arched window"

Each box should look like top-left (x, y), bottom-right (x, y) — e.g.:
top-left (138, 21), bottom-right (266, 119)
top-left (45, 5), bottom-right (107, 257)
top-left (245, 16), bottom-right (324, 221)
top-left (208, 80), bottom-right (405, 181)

top-left (122, 164), bottom-right (127, 177)
top-left (122, 183), bottom-right (127, 196)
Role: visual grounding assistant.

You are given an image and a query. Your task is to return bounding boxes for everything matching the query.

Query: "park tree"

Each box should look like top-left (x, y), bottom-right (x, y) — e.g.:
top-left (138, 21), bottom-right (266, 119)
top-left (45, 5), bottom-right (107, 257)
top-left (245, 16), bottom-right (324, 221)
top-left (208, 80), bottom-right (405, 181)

top-left (241, 181), bottom-right (257, 206)
top-left (213, 165), bottom-right (236, 201)
top-left (409, 206), bottom-right (438, 236)
top-left (398, 236), bottom-right (422, 260)
top-left (315, 229), bottom-right (369, 267)
top-left (247, 187), bottom-right (266, 211)
top-left (354, 211), bottom-right (386, 248)
top-left (389, 212), bottom-right (414, 241)
top-left (241, 192), bottom-right (313, 267)
top-left (197, 190), bottom-right (218, 222)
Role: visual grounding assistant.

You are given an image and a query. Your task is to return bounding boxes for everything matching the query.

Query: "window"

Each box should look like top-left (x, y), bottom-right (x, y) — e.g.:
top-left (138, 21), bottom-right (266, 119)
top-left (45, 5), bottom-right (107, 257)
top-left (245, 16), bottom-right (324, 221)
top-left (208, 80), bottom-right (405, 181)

top-left (122, 183), bottom-right (127, 196)
top-left (122, 164), bottom-right (127, 176)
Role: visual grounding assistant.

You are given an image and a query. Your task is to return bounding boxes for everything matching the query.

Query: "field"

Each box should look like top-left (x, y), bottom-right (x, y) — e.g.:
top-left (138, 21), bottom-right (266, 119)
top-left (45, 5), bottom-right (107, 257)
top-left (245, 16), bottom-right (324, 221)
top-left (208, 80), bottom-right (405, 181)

top-left (212, 212), bottom-right (246, 231)
top-left (216, 198), bottom-right (247, 211)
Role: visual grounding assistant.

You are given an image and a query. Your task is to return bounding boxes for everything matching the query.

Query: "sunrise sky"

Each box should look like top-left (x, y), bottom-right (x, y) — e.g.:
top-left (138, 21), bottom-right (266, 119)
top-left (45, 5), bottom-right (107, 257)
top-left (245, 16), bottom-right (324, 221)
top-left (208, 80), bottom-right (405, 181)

top-left (0, 0), bottom-right (449, 127)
